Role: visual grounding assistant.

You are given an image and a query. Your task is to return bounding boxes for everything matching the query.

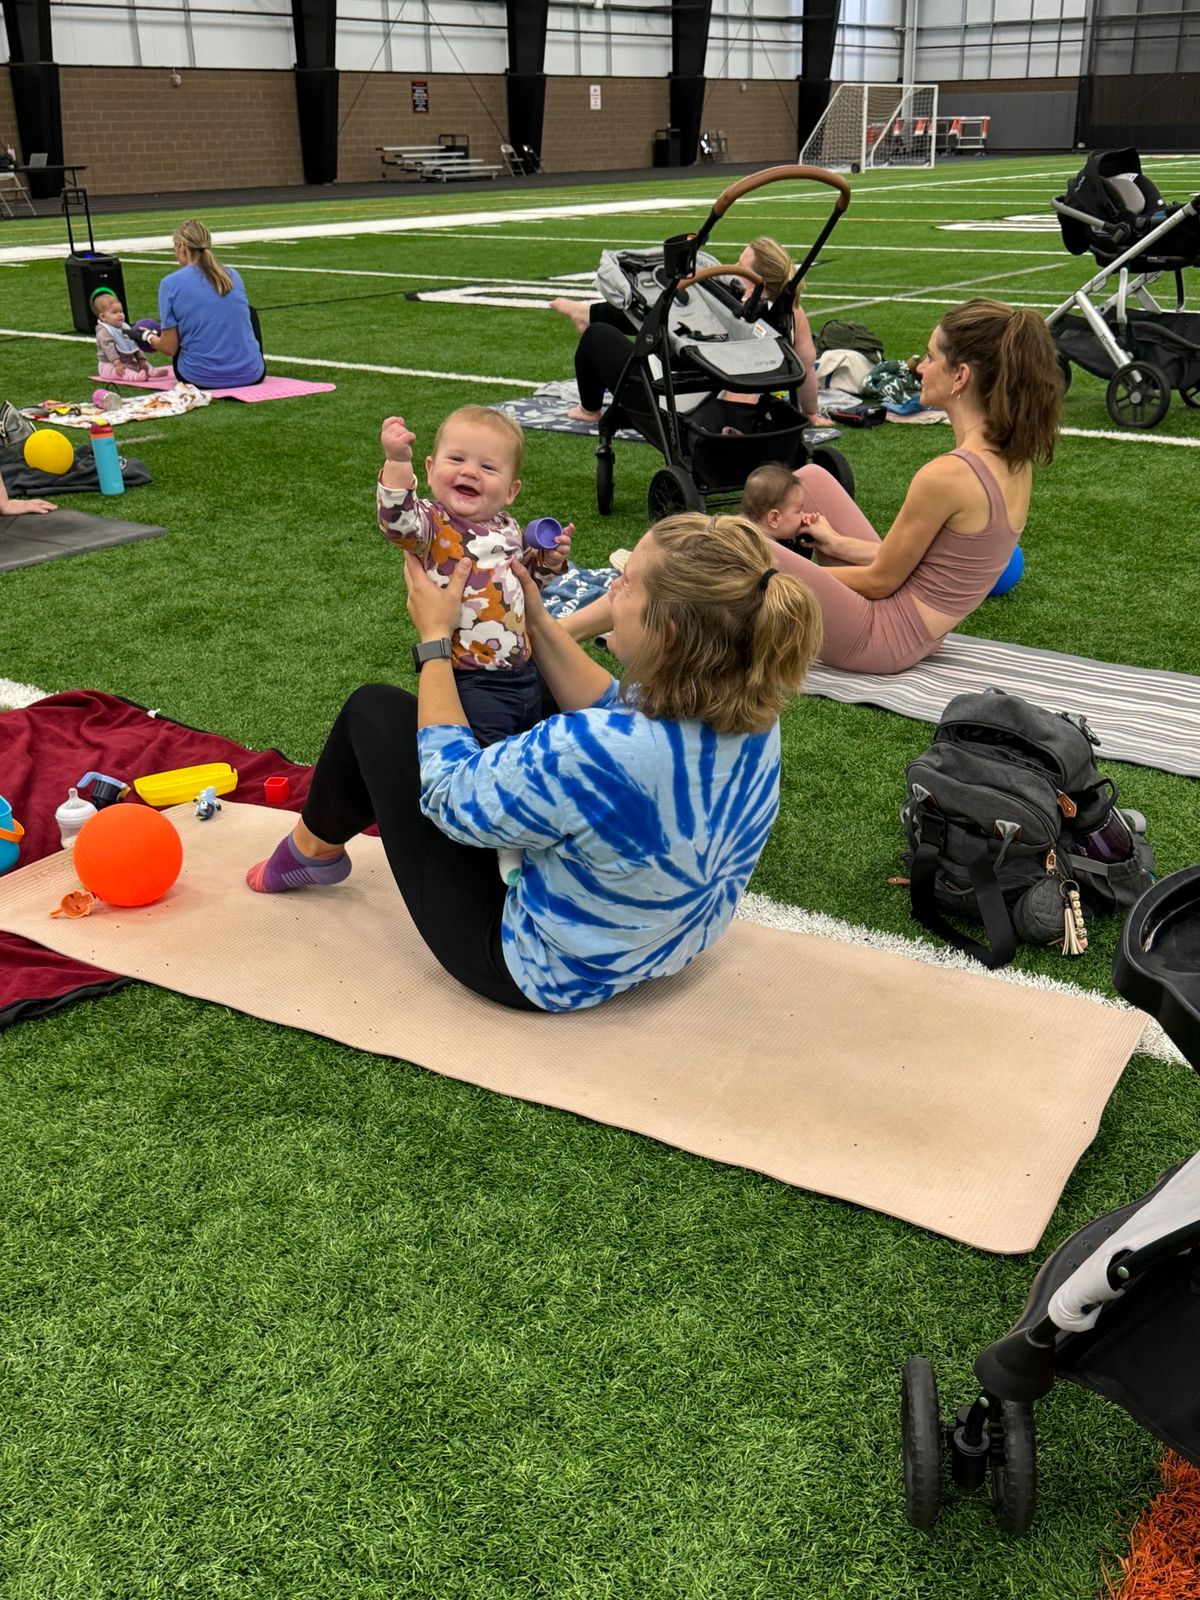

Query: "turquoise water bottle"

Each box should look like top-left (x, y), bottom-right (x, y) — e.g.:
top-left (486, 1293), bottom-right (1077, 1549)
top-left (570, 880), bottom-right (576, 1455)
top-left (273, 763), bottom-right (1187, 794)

top-left (0, 794), bottom-right (24, 875)
top-left (90, 421), bottom-right (124, 496)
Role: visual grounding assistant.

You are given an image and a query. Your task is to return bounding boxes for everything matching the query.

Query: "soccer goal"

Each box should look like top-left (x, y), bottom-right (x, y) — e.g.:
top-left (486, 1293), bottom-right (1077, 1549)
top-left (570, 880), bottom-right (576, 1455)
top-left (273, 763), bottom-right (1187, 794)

top-left (799, 83), bottom-right (939, 172)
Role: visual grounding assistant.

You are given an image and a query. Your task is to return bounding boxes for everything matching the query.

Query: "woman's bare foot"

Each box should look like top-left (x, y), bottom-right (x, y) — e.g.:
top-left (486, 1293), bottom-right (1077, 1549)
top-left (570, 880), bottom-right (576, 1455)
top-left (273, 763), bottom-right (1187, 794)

top-left (566, 403), bottom-right (603, 424)
top-left (550, 297), bottom-right (593, 336)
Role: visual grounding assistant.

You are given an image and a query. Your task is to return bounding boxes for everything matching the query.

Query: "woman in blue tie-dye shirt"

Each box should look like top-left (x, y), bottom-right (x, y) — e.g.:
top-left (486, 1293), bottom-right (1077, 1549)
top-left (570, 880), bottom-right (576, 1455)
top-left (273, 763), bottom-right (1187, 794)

top-left (247, 513), bottom-right (822, 1012)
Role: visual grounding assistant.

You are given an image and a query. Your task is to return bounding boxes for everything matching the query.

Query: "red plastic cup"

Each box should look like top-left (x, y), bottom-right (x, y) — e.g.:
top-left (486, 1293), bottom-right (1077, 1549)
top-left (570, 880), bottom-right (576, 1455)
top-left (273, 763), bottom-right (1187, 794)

top-left (264, 776), bottom-right (291, 806)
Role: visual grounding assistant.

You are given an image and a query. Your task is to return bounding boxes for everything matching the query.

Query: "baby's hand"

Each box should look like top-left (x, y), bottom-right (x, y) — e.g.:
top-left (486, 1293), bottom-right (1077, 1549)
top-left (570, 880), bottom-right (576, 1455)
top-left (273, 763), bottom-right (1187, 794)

top-left (554, 521), bottom-right (574, 558)
top-left (381, 416), bottom-right (416, 463)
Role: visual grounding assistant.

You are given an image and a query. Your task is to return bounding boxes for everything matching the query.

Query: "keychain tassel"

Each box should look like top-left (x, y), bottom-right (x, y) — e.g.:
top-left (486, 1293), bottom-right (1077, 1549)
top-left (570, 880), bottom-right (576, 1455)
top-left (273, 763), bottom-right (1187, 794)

top-left (1060, 882), bottom-right (1088, 956)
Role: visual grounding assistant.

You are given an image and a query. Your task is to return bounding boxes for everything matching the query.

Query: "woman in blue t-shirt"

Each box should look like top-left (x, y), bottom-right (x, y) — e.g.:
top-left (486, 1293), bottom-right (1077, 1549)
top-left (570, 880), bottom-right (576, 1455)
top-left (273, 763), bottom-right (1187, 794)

top-left (246, 512), bottom-right (824, 1013)
top-left (144, 218), bottom-right (264, 388)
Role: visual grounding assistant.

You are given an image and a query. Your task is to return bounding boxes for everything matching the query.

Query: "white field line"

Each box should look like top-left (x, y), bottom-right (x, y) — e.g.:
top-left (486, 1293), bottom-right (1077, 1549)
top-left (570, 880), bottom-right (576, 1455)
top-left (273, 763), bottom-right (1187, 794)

top-left (5, 324), bottom-right (1198, 444)
top-left (337, 231), bottom-right (1071, 258)
top-left (118, 254), bottom-right (596, 288)
top-left (0, 676), bottom-right (1177, 1071)
top-left (818, 258), bottom-right (1068, 315)
top-left (0, 195), bottom-right (710, 267)
top-left (0, 327), bottom-right (541, 388)
top-left (0, 676), bottom-right (51, 710)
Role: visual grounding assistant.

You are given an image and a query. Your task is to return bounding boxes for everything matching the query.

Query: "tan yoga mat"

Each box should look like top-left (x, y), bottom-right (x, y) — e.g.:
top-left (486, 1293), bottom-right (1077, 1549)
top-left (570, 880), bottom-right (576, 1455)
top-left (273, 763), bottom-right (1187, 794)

top-left (0, 802), bottom-right (1148, 1254)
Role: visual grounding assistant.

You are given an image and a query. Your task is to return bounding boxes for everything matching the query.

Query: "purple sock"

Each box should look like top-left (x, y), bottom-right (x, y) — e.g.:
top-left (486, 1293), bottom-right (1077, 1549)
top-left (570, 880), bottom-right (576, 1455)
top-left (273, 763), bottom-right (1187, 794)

top-left (246, 832), bottom-right (351, 894)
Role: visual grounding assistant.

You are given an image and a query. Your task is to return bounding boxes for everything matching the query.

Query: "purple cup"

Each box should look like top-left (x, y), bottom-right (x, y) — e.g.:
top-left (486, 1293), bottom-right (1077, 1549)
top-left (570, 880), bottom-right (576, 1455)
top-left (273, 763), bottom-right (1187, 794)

top-left (525, 517), bottom-right (562, 550)
top-left (132, 317), bottom-right (162, 353)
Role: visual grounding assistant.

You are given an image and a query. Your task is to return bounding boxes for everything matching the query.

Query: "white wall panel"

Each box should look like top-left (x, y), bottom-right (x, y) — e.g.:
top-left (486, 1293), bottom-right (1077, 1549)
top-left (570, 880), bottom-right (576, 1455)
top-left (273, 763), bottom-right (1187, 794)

top-left (53, 2), bottom-right (145, 66)
top-left (336, 1), bottom-right (504, 76)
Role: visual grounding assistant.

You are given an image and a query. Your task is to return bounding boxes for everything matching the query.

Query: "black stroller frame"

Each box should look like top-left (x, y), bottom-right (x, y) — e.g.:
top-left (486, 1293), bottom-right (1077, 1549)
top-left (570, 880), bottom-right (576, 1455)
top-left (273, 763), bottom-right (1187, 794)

top-left (902, 864), bottom-right (1200, 1535)
top-left (593, 163), bottom-right (856, 522)
top-left (1048, 148), bottom-right (1200, 429)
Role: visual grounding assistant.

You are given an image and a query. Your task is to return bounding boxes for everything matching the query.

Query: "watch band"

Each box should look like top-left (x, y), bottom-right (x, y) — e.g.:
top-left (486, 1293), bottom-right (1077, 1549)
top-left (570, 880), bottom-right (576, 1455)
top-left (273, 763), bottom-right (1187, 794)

top-left (411, 637), bottom-right (454, 673)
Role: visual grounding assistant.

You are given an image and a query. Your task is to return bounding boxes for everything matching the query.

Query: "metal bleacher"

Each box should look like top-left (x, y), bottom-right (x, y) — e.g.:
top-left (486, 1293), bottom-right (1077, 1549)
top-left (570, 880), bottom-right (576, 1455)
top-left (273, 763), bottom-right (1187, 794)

top-left (377, 137), bottom-right (501, 182)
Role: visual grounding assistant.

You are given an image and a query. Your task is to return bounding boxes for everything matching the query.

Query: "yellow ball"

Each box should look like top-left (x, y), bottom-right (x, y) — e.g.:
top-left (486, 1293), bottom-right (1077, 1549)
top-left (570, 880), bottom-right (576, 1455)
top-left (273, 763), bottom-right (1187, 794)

top-left (23, 428), bottom-right (75, 476)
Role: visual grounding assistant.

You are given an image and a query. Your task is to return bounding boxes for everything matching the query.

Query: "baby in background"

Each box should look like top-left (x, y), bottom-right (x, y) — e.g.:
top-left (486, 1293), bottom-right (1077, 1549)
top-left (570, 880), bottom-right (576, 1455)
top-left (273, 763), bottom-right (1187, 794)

top-left (93, 289), bottom-right (153, 383)
top-left (738, 461), bottom-right (819, 551)
top-left (377, 405), bottom-right (571, 746)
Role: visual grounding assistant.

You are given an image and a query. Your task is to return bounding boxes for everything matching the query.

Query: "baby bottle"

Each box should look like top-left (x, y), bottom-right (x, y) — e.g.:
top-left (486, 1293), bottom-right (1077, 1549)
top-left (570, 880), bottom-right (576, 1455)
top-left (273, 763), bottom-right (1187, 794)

top-left (55, 786), bottom-right (97, 850)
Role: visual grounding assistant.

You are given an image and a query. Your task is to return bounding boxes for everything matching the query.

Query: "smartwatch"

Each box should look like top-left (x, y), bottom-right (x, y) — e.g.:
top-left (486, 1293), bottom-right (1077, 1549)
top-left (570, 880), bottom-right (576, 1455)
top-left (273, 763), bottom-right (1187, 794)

top-left (411, 637), bottom-right (453, 673)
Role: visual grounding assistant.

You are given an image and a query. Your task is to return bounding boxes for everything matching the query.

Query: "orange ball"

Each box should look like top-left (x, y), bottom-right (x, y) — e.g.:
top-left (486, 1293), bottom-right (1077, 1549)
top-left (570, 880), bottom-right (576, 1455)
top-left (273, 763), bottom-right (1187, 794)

top-left (74, 804), bottom-right (183, 908)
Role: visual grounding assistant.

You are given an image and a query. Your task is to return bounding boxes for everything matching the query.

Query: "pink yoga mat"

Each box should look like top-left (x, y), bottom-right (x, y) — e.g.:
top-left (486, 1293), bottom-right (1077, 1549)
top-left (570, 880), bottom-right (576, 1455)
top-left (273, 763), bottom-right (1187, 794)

top-left (95, 370), bottom-right (335, 402)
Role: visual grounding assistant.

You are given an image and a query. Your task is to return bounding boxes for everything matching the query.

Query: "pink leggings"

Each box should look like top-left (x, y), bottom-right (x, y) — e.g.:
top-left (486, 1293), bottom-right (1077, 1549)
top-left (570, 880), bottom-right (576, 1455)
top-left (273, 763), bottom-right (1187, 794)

top-left (771, 466), bottom-right (941, 674)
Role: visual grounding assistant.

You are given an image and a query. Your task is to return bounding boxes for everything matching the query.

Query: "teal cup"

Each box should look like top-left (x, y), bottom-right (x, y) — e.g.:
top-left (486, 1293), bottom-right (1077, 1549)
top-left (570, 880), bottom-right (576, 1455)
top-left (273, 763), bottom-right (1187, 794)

top-left (0, 793), bottom-right (24, 875)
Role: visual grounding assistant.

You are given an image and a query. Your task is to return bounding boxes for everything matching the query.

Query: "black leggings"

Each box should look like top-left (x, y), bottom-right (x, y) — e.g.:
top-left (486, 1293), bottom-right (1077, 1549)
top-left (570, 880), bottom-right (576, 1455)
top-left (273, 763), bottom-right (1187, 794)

top-left (301, 684), bottom-right (539, 1011)
top-left (574, 322), bottom-right (635, 412)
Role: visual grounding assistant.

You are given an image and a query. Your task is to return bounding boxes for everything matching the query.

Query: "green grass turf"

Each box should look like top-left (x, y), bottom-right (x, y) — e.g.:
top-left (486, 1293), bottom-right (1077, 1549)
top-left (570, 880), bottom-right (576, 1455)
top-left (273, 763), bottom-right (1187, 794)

top-left (2, 156), bottom-right (1200, 1597)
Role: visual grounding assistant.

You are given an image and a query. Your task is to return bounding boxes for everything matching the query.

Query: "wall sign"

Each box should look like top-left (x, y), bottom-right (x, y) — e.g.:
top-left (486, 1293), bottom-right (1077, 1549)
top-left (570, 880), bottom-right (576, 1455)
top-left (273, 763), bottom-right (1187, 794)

top-left (589, 84), bottom-right (602, 111)
top-left (412, 80), bottom-right (429, 114)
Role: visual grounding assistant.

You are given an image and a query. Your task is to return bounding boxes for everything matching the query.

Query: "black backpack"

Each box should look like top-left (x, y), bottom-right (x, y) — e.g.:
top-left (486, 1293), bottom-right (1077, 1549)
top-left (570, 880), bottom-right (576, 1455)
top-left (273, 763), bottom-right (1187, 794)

top-left (901, 689), bottom-right (1156, 968)
top-left (815, 318), bottom-right (885, 364)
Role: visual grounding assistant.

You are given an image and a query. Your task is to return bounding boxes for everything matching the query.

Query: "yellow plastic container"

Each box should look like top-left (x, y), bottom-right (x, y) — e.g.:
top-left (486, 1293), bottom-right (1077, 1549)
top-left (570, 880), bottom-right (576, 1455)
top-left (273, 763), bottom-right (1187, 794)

top-left (134, 762), bottom-right (238, 808)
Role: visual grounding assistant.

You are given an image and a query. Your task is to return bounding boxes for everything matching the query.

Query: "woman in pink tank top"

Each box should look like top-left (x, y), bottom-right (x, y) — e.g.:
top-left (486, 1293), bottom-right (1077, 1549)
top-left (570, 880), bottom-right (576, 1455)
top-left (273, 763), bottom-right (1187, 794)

top-left (770, 298), bottom-right (1062, 674)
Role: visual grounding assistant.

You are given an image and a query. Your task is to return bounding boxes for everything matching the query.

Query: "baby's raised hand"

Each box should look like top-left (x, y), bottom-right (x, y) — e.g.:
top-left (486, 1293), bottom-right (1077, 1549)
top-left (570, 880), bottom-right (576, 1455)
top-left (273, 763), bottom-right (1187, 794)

top-left (554, 521), bottom-right (574, 559)
top-left (381, 416), bottom-right (416, 463)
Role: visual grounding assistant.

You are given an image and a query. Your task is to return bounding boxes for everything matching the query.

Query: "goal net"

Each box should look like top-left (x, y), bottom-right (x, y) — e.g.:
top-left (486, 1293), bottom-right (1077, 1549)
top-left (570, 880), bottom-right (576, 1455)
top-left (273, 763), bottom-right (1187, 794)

top-left (799, 83), bottom-right (939, 172)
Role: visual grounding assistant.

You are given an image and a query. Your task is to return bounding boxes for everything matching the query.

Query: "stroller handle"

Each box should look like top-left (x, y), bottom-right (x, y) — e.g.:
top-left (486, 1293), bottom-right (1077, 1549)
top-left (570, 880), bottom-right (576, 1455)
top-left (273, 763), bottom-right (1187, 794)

top-left (677, 263), bottom-right (763, 292)
top-left (712, 163), bottom-right (851, 218)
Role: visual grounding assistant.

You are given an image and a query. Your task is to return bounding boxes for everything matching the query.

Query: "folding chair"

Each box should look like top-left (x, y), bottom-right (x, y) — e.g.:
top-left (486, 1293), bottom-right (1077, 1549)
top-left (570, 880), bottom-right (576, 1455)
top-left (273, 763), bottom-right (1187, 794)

top-left (500, 143), bottom-right (525, 178)
top-left (0, 167), bottom-right (36, 218)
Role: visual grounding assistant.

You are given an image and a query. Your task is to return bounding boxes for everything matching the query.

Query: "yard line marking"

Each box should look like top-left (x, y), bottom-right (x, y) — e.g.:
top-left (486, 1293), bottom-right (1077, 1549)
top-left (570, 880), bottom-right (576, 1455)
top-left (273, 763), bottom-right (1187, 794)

top-left (816, 258), bottom-right (1067, 315)
top-left (0, 327), bottom-right (541, 388)
top-left (1060, 425), bottom-right (1200, 447)
top-left (0, 195), bottom-right (710, 266)
top-left (119, 255), bottom-right (597, 289)
top-left (383, 230), bottom-right (1069, 258)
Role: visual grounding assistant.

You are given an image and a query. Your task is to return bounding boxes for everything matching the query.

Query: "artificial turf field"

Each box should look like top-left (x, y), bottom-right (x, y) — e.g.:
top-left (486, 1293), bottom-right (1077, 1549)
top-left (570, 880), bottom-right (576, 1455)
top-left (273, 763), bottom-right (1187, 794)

top-left (1, 154), bottom-right (1199, 1598)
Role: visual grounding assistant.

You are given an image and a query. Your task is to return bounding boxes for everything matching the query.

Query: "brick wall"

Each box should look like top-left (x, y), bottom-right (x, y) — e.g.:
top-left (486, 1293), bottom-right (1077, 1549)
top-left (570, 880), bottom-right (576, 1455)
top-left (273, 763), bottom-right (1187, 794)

top-left (338, 72), bottom-right (508, 183)
top-left (698, 80), bottom-right (798, 164)
top-left (59, 67), bottom-right (304, 195)
top-left (541, 78), bottom-right (667, 172)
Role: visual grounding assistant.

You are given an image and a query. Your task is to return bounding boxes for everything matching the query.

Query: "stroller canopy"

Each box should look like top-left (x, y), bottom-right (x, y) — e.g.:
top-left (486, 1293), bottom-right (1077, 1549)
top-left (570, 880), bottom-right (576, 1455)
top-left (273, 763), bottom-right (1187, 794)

top-left (1056, 147), bottom-right (1200, 266)
top-left (595, 248), bottom-right (806, 391)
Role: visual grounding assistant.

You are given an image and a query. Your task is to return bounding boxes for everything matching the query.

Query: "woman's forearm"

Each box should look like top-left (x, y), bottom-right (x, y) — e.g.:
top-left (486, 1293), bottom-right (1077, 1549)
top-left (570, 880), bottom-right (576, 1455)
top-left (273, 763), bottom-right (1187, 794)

top-left (527, 613), bottom-right (616, 712)
top-left (559, 595), bottom-right (614, 643)
top-left (416, 659), bottom-right (470, 731)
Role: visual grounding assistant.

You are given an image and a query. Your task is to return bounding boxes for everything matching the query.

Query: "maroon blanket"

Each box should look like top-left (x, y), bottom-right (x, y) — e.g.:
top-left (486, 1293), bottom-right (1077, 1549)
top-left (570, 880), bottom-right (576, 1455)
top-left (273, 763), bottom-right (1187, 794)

top-left (0, 691), bottom-right (311, 1028)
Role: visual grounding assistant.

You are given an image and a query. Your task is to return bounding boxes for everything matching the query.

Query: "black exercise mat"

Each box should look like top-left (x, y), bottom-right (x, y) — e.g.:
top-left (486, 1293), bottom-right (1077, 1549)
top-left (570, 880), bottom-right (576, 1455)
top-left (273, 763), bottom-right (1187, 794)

top-left (0, 507), bottom-right (165, 571)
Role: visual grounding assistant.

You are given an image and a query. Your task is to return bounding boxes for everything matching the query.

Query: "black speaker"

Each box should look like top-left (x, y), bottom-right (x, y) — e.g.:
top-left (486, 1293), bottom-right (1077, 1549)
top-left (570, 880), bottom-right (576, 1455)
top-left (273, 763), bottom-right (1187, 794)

top-left (65, 253), bottom-right (127, 337)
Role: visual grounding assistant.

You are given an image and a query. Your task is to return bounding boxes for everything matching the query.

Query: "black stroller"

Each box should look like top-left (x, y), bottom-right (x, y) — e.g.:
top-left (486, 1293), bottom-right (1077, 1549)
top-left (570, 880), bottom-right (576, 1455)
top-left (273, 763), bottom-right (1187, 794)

top-left (902, 864), bottom-right (1200, 1534)
top-left (1048, 148), bottom-right (1200, 429)
top-left (591, 164), bottom-right (856, 521)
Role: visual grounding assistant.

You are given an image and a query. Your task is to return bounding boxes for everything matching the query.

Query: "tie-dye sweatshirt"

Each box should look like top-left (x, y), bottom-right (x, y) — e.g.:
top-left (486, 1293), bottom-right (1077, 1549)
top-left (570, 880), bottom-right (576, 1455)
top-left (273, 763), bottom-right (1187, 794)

top-left (377, 477), bottom-right (565, 673)
top-left (418, 681), bottom-right (782, 1011)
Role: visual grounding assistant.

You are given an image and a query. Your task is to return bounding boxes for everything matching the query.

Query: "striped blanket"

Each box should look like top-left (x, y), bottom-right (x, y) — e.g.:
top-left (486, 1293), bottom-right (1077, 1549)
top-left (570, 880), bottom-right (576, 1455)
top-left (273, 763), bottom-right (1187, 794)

top-left (805, 633), bottom-right (1200, 779)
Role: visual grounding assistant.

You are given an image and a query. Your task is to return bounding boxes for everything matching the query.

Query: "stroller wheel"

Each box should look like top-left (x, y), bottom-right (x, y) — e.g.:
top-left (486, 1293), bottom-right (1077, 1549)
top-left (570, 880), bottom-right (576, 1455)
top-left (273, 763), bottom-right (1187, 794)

top-left (1057, 353), bottom-right (1072, 394)
top-left (596, 446), bottom-right (614, 516)
top-left (1180, 381), bottom-right (1200, 410)
top-left (901, 1356), bottom-right (943, 1529)
top-left (810, 446), bottom-right (855, 499)
top-left (990, 1399), bottom-right (1037, 1536)
top-left (648, 465), bottom-right (704, 522)
top-left (1106, 361), bottom-right (1170, 429)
